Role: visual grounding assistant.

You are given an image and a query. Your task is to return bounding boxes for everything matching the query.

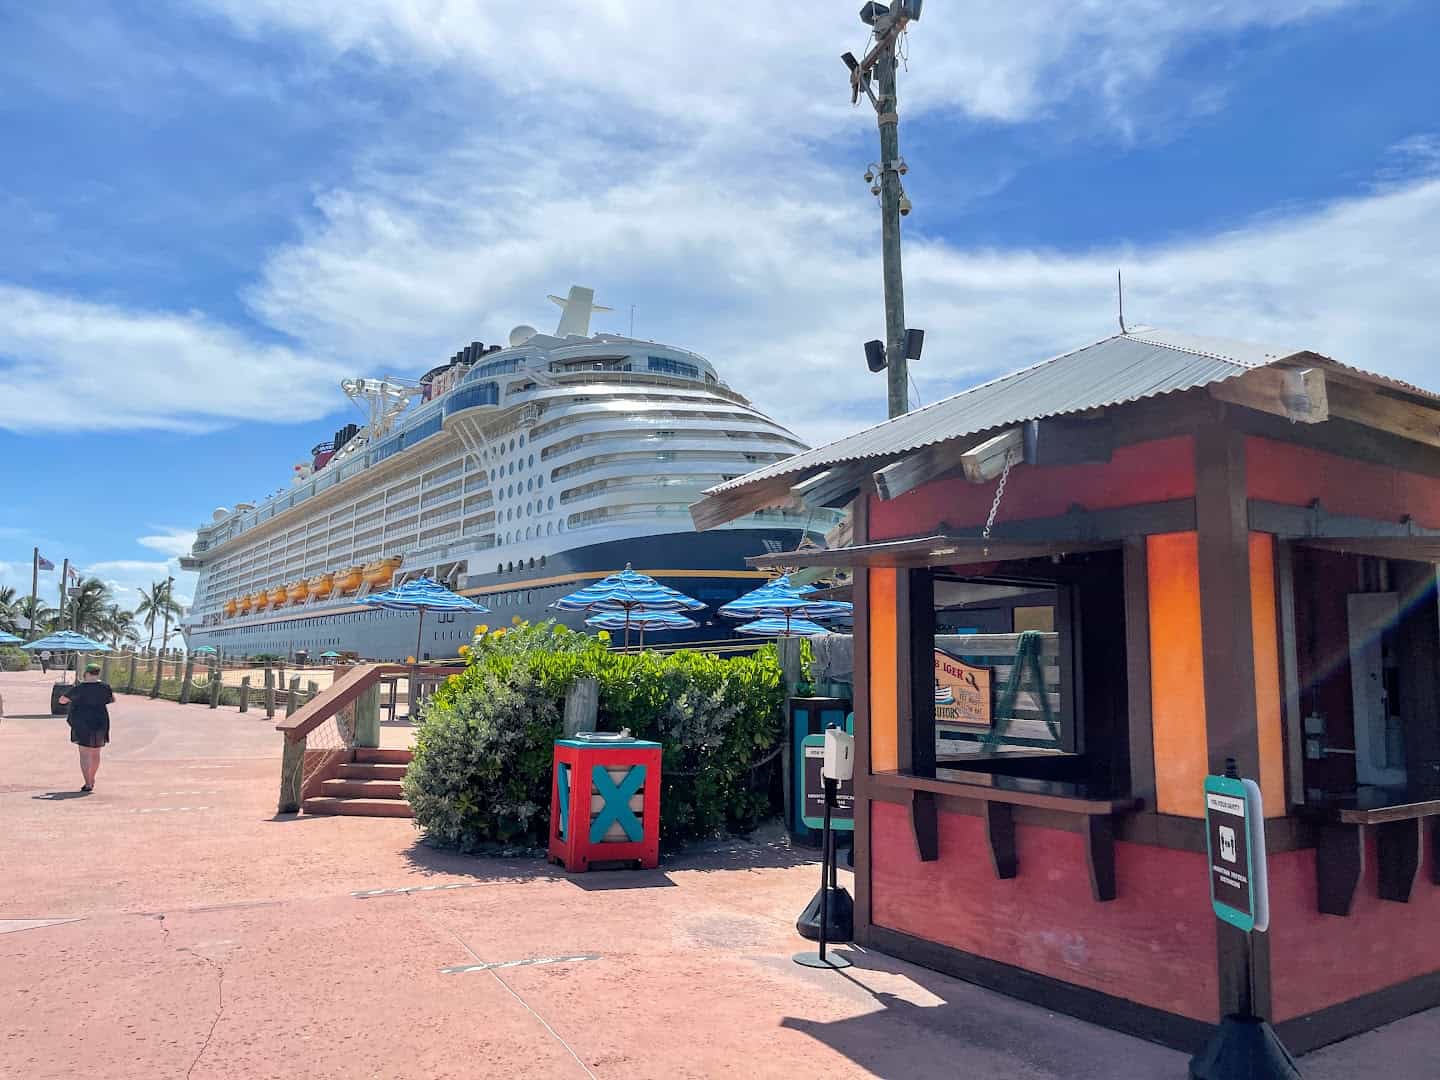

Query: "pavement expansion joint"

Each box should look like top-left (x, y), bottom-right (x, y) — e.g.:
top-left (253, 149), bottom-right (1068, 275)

top-left (441, 954), bottom-right (601, 975)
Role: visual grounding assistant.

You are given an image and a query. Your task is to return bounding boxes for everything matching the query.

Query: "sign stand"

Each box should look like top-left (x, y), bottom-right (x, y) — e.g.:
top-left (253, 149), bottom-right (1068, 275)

top-left (1189, 760), bottom-right (1300, 1080)
top-left (794, 777), bottom-right (852, 970)
top-left (795, 728), bottom-right (854, 970)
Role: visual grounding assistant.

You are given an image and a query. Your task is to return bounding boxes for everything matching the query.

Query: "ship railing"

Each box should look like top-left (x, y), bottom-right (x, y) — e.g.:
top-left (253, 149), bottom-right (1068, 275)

top-left (275, 661), bottom-right (465, 813)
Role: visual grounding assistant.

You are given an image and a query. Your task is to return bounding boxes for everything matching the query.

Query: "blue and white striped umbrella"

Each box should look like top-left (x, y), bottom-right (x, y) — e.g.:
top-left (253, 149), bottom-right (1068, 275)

top-left (735, 616), bottom-right (830, 638)
top-left (0, 631), bottom-right (22, 645)
top-left (553, 566), bottom-right (705, 615)
top-left (22, 629), bottom-right (110, 652)
top-left (718, 575), bottom-right (853, 622)
top-left (554, 565), bottom-right (704, 646)
top-left (354, 576), bottom-right (489, 661)
top-left (585, 609), bottom-right (697, 648)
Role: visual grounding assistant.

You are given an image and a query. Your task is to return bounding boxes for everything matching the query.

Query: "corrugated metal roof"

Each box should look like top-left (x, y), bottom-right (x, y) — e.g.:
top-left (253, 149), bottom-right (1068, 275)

top-left (704, 328), bottom-right (1439, 497)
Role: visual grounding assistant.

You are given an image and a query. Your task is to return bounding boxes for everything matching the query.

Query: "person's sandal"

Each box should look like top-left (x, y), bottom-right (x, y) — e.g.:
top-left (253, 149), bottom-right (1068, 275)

top-left (80, 785), bottom-right (92, 793)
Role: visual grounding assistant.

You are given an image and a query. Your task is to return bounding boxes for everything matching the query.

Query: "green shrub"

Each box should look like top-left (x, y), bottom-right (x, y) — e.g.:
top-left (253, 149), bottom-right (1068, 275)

top-left (0, 647), bottom-right (31, 672)
top-left (406, 620), bottom-right (786, 851)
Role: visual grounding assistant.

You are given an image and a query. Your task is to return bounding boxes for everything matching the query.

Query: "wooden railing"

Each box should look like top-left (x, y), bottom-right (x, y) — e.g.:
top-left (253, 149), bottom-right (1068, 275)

top-left (275, 662), bottom-right (463, 813)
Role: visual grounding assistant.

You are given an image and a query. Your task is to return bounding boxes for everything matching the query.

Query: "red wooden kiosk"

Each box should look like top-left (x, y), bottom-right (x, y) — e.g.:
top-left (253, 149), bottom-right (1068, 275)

top-left (693, 328), bottom-right (1440, 1054)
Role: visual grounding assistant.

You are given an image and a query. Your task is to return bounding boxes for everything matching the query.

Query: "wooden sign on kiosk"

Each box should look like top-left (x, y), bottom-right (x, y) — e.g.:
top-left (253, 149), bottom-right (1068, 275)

top-left (933, 650), bottom-right (991, 726)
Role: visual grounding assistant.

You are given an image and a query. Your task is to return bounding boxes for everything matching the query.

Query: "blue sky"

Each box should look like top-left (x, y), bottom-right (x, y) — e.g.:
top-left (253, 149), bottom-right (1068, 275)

top-left (2, 1), bottom-right (1437, 613)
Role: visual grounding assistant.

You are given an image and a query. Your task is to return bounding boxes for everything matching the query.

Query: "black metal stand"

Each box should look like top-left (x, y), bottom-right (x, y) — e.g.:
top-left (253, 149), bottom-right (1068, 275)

top-left (1190, 931), bottom-right (1300, 1079)
top-left (794, 777), bottom-right (852, 969)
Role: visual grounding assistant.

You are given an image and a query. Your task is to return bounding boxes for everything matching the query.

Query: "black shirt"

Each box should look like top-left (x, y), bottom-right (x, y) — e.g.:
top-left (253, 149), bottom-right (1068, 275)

top-left (65, 681), bottom-right (114, 728)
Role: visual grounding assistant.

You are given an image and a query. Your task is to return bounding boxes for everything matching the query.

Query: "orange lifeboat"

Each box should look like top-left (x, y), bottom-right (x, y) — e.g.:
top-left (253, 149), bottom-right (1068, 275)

top-left (335, 565), bottom-right (364, 595)
top-left (238, 595), bottom-right (253, 614)
top-left (223, 598), bottom-right (238, 618)
top-left (307, 572), bottom-right (336, 599)
top-left (251, 590), bottom-right (271, 612)
top-left (288, 580), bottom-right (309, 604)
top-left (269, 585), bottom-right (289, 608)
top-left (362, 556), bottom-right (402, 589)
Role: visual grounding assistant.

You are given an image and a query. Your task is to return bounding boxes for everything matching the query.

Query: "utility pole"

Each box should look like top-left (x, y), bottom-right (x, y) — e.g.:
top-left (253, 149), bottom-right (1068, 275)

top-left (59, 558), bottom-right (69, 629)
top-left (876, 49), bottom-right (907, 419)
top-left (845, 1), bottom-right (923, 419)
top-left (28, 548), bottom-right (39, 635)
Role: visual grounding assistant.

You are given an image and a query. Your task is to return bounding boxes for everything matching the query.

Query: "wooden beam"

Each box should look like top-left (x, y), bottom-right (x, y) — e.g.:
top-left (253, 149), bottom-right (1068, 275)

top-left (1209, 366), bottom-right (1329, 423)
top-left (960, 428), bottom-right (1024, 483)
top-left (688, 474), bottom-right (802, 531)
top-left (911, 789), bottom-right (939, 861)
top-left (1376, 818), bottom-right (1422, 903)
top-left (1327, 378), bottom-right (1440, 449)
top-left (873, 439), bottom-right (976, 502)
top-left (985, 801), bottom-right (1018, 879)
top-left (790, 465), bottom-right (869, 509)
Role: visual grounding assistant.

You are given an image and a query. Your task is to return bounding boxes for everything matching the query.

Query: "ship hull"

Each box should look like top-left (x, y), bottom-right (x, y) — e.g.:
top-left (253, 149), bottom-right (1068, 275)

top-left (182, 528), bottom-right (807, 660)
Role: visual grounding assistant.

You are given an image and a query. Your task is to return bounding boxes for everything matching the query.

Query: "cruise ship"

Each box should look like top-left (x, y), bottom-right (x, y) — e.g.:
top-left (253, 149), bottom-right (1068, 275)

top-left (179, 288), bottom-right (829, 660)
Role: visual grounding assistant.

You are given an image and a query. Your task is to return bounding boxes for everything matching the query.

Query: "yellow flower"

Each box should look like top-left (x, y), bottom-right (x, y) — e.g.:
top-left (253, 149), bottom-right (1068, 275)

top-left (474, 624), bottom-right (489, 636)
top-left (457, 644), bottom-right (471, 657)
top-left (597, 630), bottom-right (611, 642)
top-left (447, 674), bottom-right (461, 687)
top-left (511, 615), bottom-right (524, 626)
top-left (492, 628), bottom-right (507, 638)
top-left (405, 655), bottom-right (416, 664)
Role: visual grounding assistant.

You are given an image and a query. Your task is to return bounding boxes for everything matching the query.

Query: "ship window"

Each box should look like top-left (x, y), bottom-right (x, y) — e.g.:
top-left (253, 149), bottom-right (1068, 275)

top-left (508, 462), bottom-right (515, 475)
top-left (546, 522), bottom-right (554, 536)
top-left (540, 556), bottom-right (547, 567)
top-left (519, 435), bottom-right (525, 448)
top-left (506, 560), bottom-right (513, 571)
top-left (528, 454), bottom-right (535, 468)
top-left (509, 438), bottom-right (516, 452)
top-left (525, 527), bottom-right (533, 540)
top-left (527, 478), bottom-right (533, 492)
top-left (526, 503), bottom-right (532, 517)
top-left (547, 496), bottom-right (554, 511)
top-left (537, 476), bottom-right (543, 489)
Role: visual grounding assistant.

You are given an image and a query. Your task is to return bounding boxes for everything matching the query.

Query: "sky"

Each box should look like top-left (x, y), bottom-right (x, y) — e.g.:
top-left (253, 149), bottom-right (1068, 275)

top-left (2, 1), bottom-right (1438, 616)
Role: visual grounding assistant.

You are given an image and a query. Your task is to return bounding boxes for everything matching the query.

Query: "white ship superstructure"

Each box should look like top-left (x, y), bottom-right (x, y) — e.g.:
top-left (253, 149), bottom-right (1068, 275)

top-left (181, 288), bottom-right (825, 658)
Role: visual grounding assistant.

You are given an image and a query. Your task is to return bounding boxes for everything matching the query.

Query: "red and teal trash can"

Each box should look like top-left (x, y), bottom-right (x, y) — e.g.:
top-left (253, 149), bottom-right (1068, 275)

top-left (548, 733), bottom-right (662, 872)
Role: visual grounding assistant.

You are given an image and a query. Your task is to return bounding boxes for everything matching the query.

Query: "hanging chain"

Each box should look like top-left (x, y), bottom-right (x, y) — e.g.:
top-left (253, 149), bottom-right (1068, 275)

top-left (981, 449), bottom-right (1016, 542)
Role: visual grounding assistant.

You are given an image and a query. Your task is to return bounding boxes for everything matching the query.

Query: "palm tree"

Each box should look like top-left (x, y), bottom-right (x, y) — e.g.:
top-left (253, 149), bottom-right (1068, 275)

top-left (103, 605), bottom-right (139, 649)
top-left (0, 586), bottom-right (20, 634)
top-left (14, 595), bottom-right (57, 637)
top-left (135, 582), bottom-right (167, 655)
top-left (63, 577), bottom-right (113, 639)
top-left (136, 578), bottom-right (183, 655)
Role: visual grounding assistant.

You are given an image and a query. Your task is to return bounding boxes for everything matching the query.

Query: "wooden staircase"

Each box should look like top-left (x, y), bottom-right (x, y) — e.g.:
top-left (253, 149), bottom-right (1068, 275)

top-left (303, 748), bottom-right (414, 818)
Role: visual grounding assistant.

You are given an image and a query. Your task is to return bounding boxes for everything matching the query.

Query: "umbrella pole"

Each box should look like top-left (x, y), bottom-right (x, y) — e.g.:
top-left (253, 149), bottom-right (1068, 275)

top-left (625, 607), bottom-right (632, 651)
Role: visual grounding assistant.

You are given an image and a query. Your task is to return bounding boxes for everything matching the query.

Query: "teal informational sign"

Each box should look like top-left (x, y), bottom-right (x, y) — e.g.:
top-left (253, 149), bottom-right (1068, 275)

top-left (1204, 773), bottom-right (1269, 933)
top-left (801, 734), bottom-right (855, 831)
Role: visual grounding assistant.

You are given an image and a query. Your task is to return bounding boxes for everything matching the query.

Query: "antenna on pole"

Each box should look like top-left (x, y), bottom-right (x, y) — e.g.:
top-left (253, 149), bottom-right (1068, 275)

top-left (843, 0), bottom-right (923, 419)
top-left (630, 304), bottom-right (635, 338)
top-left (1117, 269), bottom-right (1128, 334)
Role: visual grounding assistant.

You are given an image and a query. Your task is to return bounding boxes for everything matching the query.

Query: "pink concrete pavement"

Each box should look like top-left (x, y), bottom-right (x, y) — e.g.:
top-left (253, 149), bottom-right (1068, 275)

top-left (3, 668), bottom-right (1437, 1078)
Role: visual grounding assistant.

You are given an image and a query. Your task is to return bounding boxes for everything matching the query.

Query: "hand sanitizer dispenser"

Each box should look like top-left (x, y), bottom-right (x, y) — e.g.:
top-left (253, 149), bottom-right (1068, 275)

top-left (823, 727), bottom-right (855, 782)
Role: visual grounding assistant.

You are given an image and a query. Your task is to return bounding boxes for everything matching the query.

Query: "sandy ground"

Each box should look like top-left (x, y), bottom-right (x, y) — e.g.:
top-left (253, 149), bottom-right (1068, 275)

top-left (2, 668), bottom-right (1437, 1079)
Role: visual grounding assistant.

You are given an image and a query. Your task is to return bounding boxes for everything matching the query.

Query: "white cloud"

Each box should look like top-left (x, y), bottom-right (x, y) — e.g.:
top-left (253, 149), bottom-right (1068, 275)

top-left (137, 528), bottom-right (199, 559)
top-left (0, 286), bottom-right (347, 433)
top-left (198, 0), bottom-right (1360, 132)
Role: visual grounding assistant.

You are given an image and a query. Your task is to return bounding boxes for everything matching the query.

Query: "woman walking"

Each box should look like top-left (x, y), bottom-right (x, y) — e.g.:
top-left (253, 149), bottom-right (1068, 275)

top-left (58, 663), bottom-right (113, 793)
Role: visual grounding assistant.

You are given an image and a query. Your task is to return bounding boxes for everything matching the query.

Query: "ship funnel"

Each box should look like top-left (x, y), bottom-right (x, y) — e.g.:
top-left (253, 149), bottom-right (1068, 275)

top-left (547, 286), bottom-right (612, 338)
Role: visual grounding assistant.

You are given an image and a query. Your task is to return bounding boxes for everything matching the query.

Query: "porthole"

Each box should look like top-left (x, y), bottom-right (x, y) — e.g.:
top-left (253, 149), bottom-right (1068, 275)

top-left (519, 434), bottom-right (525, 448)
top-left (547, 496), bottom-right (554, 511)
top-left (526, 478), bottom-right (533, 492)
top-left (528, 454), bottom-right (534, 468)
top-left (525, 526), bottom-right (533, 540)
top-left (546, 523), bottom-right (553, 536)
top-left (509, 438), bottom-right (516, 452)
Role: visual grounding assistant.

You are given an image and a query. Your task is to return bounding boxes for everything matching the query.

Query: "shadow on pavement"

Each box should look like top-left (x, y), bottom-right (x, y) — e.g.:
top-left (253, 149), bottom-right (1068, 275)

top-left (32, 791), bottom-right (91, 801)
top-left (6, 714), bottom-right (65, 720)
top-left (779, 949), bottom-right (1189, 1080)
top-left (562, 868), bottom-right (678, 890)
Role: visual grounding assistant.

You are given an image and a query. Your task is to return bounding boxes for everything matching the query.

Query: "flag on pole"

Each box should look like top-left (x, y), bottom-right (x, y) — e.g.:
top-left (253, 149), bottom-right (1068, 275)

top-left (66, 565), bottom-right (81, 582)
top-left (36, 553), bottom-right (54, 571)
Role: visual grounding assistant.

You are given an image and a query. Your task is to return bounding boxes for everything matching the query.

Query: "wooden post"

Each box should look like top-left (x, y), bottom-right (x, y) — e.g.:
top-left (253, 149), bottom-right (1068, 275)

top-left (563, 677), bottom-right (599, 737)
top-left (126, 654), bottom-right (138, 694)
top-left (286, 676), bottom-right (301, 717)
top-left (150, 655), bottom-right (162, 698)
top-left (264, 666), bottom-right (276, 719)
top-left (239, 676), bottom-right (251, 713)
top-left (777, 637), bottom-right (802, 833)
top-left (354, 682), bottom-right (381, 748)
top-left (306, 679), bottom-right (319, 704)
top-left (101, 657), bottom-right (111, 682)
top-left (179, 657), bottom-right (196, 704)
top-left (209, 665), bottom-right (222, 708)
top-left (278, 735), bottom-right (304, 814)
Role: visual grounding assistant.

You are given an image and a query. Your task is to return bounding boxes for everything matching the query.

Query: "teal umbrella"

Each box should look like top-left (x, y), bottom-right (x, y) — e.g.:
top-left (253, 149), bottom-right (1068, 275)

top-left (320, 650), bottom-right (342, 659)
top-left (0, 631), bottom-right (22, 645)
top-left (192, 645), bottom-right (217, 655)
top-left (22, 630), bottom-right (110, 652)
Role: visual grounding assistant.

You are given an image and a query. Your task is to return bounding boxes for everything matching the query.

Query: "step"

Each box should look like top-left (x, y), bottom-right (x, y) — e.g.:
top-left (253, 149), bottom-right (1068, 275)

top-left (303, 796), bottom-right (414, 819)
top-left (354, 748), bottom-right (413, 766)
top-left (319, 777), bottom-right (404, 799)
top-left (338, 762), bottom-right (408, 781)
